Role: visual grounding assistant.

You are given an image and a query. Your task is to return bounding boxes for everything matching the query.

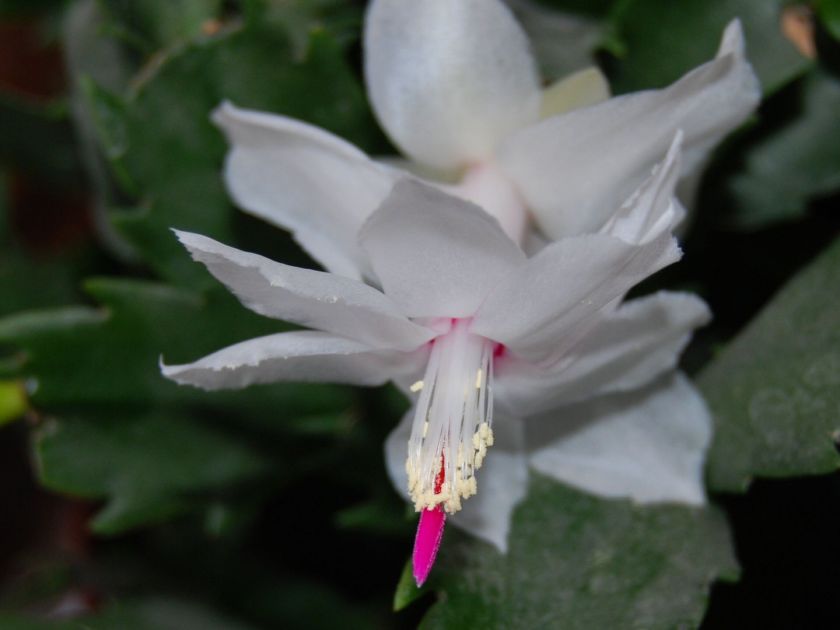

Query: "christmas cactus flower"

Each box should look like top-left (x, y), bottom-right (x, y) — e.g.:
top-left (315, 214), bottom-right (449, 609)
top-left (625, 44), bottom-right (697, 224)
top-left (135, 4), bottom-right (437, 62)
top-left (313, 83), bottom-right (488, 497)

top-left (211, 0), bottom-right (759, 272)
top-left (163, 136), bottom-right (712, 585)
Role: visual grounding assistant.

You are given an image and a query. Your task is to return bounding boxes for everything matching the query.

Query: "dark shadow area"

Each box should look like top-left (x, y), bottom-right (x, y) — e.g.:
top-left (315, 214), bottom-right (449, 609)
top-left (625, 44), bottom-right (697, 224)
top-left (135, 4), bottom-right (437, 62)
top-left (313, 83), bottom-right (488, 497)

top-left (703, 473), bottom-right (840, 629)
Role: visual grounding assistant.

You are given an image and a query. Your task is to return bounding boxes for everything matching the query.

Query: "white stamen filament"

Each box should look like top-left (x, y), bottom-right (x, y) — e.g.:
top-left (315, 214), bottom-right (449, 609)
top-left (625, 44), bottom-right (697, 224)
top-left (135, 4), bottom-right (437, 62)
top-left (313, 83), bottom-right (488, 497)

top-left (406, 319), bottom-right (495, 514)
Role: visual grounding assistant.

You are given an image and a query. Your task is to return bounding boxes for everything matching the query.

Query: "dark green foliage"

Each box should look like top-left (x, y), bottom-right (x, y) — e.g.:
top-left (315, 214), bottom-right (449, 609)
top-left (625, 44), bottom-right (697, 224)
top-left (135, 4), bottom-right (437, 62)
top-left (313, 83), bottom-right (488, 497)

top-left (702, 235), bottom-right (840, 491)
top-left (422, 477), bottom-right (736, 629)
top-left (609, 0), bottom-right (810, 94)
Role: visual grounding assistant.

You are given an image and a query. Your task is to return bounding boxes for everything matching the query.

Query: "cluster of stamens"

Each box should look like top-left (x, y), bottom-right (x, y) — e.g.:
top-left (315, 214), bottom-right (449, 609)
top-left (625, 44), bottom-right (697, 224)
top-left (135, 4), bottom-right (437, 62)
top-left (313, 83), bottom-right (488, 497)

top-left (405, 319), bottom-right (496, 514)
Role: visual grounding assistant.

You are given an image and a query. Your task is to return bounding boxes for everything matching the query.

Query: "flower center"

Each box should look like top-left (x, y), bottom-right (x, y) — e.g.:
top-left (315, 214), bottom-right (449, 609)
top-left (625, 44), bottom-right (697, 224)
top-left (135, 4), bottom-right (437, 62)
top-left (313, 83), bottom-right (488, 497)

top-left (406, 319), bottom-right (496, 514)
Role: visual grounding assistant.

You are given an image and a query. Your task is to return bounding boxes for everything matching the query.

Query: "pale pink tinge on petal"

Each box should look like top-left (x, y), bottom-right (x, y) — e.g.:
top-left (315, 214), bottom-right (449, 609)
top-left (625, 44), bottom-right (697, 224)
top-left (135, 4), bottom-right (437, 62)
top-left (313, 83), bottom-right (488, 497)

top-left (447, 162), bottom-right (531, 246)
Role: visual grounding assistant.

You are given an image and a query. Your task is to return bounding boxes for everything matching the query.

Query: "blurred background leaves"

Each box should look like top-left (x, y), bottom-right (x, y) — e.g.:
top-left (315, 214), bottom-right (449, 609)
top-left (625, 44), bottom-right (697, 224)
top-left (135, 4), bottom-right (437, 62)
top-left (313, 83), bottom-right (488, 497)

top-left (0, 0), bottom-right (838, 628)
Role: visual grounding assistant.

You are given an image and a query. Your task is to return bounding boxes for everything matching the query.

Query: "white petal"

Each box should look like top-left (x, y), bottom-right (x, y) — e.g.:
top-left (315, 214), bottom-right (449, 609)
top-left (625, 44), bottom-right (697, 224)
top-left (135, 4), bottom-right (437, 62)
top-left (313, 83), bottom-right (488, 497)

top-left (445, 162), bottom-right (530, 245)
top-left (213, 102), bottom-right (398, 279)
top-left (374, 155), bottom-right (455, 183)
top-left (384, 409), bottom-right (415, 505)
top-left (161, 330), bottom-right (421, 391)
top-left (364, 0), bottom-right (540, 170)
top-left (527, 373), bottom-right (711, 505)
top-left (521, 229), bottom-right (550, 257)
top-left (471, 230), bottom-right (680, 364)
top-left (540, 66), bottom-right (611, 119)
top-left (173, 230), bottom-right (434, 351)
top-left (359, 180), bottom-right (526, 318)
top-left (384, 408), bottom-right (528, 552)
top-left (495, 292), bottom-right (710, 416)
top-left (499, 19), bottom-right (760, 239)
top-left (600, 132), bottom-right (683, 245)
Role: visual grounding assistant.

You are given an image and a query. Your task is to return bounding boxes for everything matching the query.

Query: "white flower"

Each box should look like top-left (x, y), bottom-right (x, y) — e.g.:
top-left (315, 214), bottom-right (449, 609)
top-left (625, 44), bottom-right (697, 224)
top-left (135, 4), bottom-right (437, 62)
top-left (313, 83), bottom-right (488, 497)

top-left (162, 135), bottom-right (711, 583)
top-left (163, 0), bottom-right (761, 585)
top-left (211, 0), bottom-right (759, 277)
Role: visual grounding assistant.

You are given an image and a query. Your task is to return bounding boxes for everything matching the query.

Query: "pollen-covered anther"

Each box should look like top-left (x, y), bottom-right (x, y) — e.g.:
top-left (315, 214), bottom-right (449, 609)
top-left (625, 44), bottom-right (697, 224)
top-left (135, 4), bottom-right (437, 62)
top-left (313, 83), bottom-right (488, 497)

top-left (405, 319), bottom-right (496, 515)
